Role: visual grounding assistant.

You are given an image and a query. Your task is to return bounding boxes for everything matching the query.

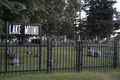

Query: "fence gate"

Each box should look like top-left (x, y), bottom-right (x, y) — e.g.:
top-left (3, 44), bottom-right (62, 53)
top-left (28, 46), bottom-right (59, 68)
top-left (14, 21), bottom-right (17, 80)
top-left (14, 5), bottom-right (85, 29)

top-left (47, 40), bottom-right (78, 73)
top-left (77, 41), bottom-right (118, 71)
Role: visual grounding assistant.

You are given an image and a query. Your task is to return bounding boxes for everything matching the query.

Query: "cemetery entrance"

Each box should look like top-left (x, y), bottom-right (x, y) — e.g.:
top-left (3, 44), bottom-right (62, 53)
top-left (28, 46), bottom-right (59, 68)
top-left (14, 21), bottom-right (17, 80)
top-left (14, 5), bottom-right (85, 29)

top-left (0, 22), bottom-right (79, 75)
top-left (0, 22), bottom-right (46, 75)
top-left (0, 22), bottom-right (120, 76)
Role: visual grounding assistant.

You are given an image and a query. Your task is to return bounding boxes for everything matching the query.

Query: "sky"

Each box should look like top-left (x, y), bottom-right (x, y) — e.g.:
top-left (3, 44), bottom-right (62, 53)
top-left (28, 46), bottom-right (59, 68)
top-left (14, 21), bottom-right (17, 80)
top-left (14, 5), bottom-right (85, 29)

top-left (79, 0), bottom-right (120, 33)
top-left (113, 0), bottom-right (120, 33)
top-left (114, 0), bottom-right (120, 11)
top-left (80, 0), bottom-right (120, 18)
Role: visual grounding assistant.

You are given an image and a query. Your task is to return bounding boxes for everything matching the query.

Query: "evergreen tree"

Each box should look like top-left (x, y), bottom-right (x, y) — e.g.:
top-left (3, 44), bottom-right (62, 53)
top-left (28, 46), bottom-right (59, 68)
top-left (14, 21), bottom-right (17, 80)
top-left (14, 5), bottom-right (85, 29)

top-left (82, 0), bottom-right (117, 41)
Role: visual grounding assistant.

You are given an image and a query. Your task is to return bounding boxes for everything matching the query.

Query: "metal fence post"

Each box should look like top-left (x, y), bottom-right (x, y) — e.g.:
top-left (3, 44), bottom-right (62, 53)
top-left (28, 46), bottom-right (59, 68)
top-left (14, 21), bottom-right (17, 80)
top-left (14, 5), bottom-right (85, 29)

top-left (76, 33), bottom-right (78, 71)
top-left (113, 42), bottom-right (117, 68)
top-left (50, 40), bottom-right (52, 73)
top-left (5, 21), bottom-right (9, 73)
top-left (39, 24), bottom-right (42, 70)
top-left (78, 41), bottom-right (81, 72)
top-left (81, 41), bottom-right (83, 71)
top-left (47, 36), bottom-right (49, 73)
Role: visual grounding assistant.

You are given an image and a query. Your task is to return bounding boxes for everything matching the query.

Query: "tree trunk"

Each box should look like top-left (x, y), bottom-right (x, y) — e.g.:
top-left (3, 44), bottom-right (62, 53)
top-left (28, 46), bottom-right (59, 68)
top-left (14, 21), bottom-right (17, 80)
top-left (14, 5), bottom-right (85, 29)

top-left (106, 36), bottom-right (109, 43)
top-left (20, 36), bottom-right (26, 45)
top-left (97, 34), bottom-right (101, 43)
top-left (98, 34), bottom-right (101, 42)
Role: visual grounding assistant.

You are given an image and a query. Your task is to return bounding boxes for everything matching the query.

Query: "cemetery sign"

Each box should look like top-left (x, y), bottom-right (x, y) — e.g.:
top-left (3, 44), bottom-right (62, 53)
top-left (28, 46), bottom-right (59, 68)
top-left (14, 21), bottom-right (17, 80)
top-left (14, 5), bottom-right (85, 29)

top-left (8, 22), bottom-right (41, 36)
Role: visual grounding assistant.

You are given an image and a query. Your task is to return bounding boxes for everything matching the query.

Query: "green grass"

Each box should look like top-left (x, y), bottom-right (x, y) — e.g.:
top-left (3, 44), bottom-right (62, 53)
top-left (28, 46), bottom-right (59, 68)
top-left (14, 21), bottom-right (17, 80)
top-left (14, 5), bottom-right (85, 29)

top-left (0, 45), bottom-right (77, 72)
top-left (1, 68), bottom-right (120, 80)
top-left (0, 71), bottom-right (112, 80)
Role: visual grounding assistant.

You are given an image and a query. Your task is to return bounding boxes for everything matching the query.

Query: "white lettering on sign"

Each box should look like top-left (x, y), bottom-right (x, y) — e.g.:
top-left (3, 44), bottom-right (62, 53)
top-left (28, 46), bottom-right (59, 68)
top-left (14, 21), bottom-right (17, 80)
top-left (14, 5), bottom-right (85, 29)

top-left (9, 24), bottom-right (39, 35)
top-left (9, 25), bottom-right (21, 34)
top-left (25, 25), bottom-right (39, 35)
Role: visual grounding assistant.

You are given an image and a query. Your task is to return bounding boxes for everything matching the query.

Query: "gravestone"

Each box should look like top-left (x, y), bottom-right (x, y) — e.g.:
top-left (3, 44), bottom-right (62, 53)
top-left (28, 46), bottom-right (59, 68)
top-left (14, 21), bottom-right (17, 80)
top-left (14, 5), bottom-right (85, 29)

top-left (72, 41), bottom-right (76, 46)
top-left (106, 51), bottom-right (113, 55)
top-left (94, 51), bottom-right (101, 57)
top-left (13, 53), bottom-right (19, 66)
top-left (87, 50), bottom-right (94, 56)
top-left (27, 51), bottom-right (31, 54)
top-left (117, 57), bottom-right (120, 60)
top-left (49, 59), bottom-right (54, 64)
top-left (55, 39), bottom-right (57, 42)
top-left (46, 59), bottom-right (54, 66)
top-left (54, 39), bottom-right (57, 47)
top-left (105, 55), bottom-right (109, 58)
top-left (36, 54), bottom-right (40, 57)
top-left (64, 35), bottom-right (67, 42)
top-left (54, 43), bottom-right (57, 47)
top-left (87, 47), bottom-right (94, 56)
top-left (7, 48), bottom-right (14, 57)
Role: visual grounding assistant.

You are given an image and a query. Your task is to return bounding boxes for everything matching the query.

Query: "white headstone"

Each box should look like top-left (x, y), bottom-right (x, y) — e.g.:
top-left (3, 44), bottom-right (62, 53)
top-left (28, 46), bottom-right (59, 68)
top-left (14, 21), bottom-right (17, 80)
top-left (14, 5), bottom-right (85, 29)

top-left (13, 53), bottom-right (19, 66)
top-left (94, 51), bottom-right (101, 57)
top-left (13, 58), bottom-right (19, 66)
top-left (36, 54), bottom-right (40, 57)
top-left (72, 41), bottom-right (76, 46)
top-left (55, 39), bottom-right (57, 42)
top-left (95, 35), bottom-right (98, 41)
top-left (64, 35), bottom-right (67, 42)
top-left (44, 34), bottom-right (46, 41)
top-left (49, 59), bottom-right (54, 64)
top-left (27, 51), bottom-right (31, 54)
top-left (87, 50), bottom-right (94, 56)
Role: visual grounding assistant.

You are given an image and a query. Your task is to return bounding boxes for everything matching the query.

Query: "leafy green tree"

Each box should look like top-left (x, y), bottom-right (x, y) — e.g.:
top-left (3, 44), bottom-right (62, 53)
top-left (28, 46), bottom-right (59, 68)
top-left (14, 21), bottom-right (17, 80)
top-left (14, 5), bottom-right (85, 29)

top-left (0, 0), bottom-right (82, 44)
top-left (53, 0), bottom-right (81, 39)
top-left (114, 9), bottom-right (120, 31)
top-left (0, 2), bottom-right (5, 39)
top-left (82, 0), bottom-right (117, 41)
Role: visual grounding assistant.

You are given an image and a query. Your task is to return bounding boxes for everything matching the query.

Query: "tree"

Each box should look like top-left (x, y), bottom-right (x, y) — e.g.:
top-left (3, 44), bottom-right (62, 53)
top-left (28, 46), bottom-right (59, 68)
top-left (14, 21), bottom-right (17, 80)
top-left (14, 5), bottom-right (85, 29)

top-left (52, 0), bottom-right (82, 39)
top-left (0, 0), bottom-right (28, 44)
top-left (0, 3), bottom-right (5, 39)
top-left (82, 0), bottom-right (117, 41)
top-left (114, 9), bottom-right (120, 31)
top-left (0, 0), bottom-right (82, 44)
top-left (0, 0), bottom-right (46, 44)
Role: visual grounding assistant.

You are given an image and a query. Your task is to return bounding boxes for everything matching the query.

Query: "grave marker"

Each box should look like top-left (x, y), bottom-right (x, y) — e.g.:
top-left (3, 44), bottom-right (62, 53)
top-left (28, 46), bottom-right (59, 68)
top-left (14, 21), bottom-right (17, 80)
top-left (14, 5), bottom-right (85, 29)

top-left (13, 53), bottom-right (19, 66)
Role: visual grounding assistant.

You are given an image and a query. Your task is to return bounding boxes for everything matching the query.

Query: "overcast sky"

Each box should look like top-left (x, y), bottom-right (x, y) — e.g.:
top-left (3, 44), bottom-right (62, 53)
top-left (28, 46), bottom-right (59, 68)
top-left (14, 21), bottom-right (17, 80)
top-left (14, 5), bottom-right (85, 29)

top-left (80, 0), bottom-right (120, 18)
top-left (114, 0), bottom-right (120, 11)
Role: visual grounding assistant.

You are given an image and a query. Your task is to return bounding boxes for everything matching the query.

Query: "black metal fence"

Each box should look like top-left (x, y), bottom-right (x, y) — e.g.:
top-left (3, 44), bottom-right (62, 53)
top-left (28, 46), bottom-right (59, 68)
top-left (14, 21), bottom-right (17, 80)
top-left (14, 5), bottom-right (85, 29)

top-left (0, 22), bottom-right (120, 76)
top-left (0, 39), bottom-right (120, 76)
top-left (80, 41), bottom-right (119, 71)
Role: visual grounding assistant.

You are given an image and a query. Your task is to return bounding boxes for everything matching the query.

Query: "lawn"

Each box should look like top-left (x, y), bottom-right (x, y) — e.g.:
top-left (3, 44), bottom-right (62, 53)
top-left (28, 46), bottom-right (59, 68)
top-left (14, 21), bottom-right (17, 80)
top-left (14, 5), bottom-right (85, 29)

top-left (0, 41), bottom-right (77, 73)
top-left (1, 70), bottom-right (120, 80)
